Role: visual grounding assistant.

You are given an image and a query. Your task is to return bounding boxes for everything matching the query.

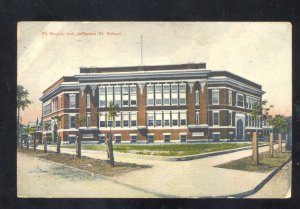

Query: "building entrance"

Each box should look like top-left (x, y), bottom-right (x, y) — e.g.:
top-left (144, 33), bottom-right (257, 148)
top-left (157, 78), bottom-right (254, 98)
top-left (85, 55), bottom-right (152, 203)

top-left (236, 119), bottom-right (244, 140)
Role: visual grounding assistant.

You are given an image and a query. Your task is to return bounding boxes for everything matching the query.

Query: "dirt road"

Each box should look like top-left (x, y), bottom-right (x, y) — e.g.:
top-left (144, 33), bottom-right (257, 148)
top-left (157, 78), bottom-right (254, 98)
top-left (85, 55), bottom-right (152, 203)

top-left (17, 153), bottom-right (160, 198)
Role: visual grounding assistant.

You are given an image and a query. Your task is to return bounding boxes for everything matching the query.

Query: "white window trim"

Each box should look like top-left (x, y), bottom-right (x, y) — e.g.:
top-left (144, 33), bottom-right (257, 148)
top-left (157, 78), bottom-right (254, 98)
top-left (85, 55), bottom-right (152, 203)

top-left (228, 90), bottom-right (232, 106)
top-left (147, 84), bottom-right (154, 106)
top-left (212, 90), bottom-right (219, 105)
top-left (69, 94), bottom-right (76, 109)
top-left (212, 110), bottom-right (220, 126)
top-left (236, 93), bottom-right (244, 108)
top-left (179, 83), bottom-right (187, 105)
top-left (86, 93), bottom-right (90, 108)
top-left (228, 110), bottom-right (232, 126)
top-left (69, 115), bottom-right (76, 129)
top-left (195, 90), bottom-right (200, 105)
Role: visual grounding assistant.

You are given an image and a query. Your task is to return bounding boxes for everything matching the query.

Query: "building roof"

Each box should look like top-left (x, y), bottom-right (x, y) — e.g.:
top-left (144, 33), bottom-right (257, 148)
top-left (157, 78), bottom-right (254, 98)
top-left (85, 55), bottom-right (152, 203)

top-left (80, 63), bottom-right (206, 74)
top-left (209, 71), bottom-right (262, 89)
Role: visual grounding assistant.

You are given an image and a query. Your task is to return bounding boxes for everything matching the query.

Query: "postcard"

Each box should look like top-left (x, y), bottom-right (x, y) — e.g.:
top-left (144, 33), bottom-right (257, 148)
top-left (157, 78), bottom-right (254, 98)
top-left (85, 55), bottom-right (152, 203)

top-left (17, 22), bottom-right (292, 198)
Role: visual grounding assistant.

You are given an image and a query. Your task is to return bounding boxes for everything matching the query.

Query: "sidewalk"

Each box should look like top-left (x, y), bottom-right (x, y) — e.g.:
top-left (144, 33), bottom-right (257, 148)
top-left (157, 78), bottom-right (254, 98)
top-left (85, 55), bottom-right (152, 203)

top-left (31, 144), bottom-right (286, 197)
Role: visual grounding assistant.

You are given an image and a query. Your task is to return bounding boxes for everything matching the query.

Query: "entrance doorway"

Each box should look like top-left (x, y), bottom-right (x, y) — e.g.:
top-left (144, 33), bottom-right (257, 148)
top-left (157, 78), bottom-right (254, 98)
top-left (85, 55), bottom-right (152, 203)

top-left (236, 119), bottom-right (244, 140)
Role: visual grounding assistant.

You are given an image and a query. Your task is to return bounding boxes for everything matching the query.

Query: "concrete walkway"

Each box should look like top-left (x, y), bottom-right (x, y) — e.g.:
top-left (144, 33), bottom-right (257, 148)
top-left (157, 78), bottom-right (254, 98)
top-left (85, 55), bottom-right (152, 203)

top-left (26, 144), bottom-right (286, 198)
top-left (248, 161), bottom-right (291, 198)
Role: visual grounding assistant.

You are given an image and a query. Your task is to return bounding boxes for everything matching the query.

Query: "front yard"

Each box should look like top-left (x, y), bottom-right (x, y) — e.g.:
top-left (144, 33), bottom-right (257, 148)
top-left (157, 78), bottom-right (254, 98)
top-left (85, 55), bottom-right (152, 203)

top-left (17, 148), bottom-right (151, 176)
top-left (62, 142), bottom-right (258, 157)
top-left (215, 151), bottom-right (291, 173)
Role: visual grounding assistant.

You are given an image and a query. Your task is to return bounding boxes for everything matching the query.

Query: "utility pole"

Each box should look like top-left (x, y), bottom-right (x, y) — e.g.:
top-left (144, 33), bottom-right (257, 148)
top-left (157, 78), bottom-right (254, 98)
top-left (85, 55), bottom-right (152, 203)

top-left (141, 35), bottom-right (143, 65)
top-left (136, 35), bottom-right (143, 65)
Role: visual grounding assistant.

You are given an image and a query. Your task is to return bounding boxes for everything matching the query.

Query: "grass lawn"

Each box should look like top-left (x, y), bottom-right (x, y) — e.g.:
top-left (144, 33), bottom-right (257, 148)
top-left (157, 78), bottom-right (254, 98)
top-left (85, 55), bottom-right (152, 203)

top-left (215, 151), bottom-right (291, 173)
top-left (62, 142), bottom-right (255, 157)
top-left (17, 148), bottom-right (150, 176)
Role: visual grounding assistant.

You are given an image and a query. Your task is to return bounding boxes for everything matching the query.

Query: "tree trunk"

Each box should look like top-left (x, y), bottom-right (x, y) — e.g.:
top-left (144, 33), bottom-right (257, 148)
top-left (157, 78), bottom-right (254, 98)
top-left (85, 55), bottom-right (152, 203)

top-left (77, 134), bottom-right (81, 158)
top-left (269, 132), bottom-right (274, 157)
top-left (44, 137), bottom-right (47, 153)
top-left (17, 107), bottom-right (20, 147)
top-left (252, 131), bottom-right (259, 165)
top-left (108, 124), bottom-right (115, 166)
top-left (57, 136), bottom-right (61, 154)
top-left (33, 134), bottom-right (36, 151)
top-left (278, 133), bottom-right (282, 153)
top-left (26, 136), bottom-right (29, 149)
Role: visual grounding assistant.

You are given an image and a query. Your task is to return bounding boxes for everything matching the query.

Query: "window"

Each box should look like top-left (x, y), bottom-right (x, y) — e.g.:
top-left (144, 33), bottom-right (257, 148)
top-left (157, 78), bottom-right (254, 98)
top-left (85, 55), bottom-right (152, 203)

top-left (99, 87), bottom-right (106, 107)
top-left (130, 86), bottom-right (137, 106)
top-left (43, 102), bottom-right (51, 115)
top-left (172, 111), bottom-right (178, 126)
top-left (163, 85), bottom-right (170, 105)
top-left (212, 133), bottom-right (220, 141)
top-left (122, 112), bottom-right (129, 127)
top-left (147, 112), bottom-right (154, 127)
top-left (213, 111), bottom-right (219, 126)
top-left (52, 98), bottom-right (58, 112)
top-left (86, 113), bottom-right (91, 128)
top-left (212, 90), bottom-right (219, 105)
top-left (180, 112), bottom-right (187, 126)
top-left (155, 112), bottom-right (162, 127)
top-left (147, 134), bottom-right (154, 143)
top-left (179, 84), bottom-right (186, 105)
top-left (69, 115), bottom-right (76, 128)
top-left (99, 113), bottom-right (106, 128)
top-left (237, 94), bottom-right (244, 107)
top-left (246, 96), bottom-right (249, 109)
top-left (114, 86), bottom-right (121, 106)
top-left (164, 134), bottom-right (170, 142)
top-left (147, 85), bottom-right (154, 105)
top-left (86, 93), bottom-right (90, 108)
top-left (228, 111), bottom-right (232, 126)
top-left (196, 111), bottom-right (200, 125)
top-left (171, 84), bottom-right (178, 105)
top-left (163, 111), bottom-right (170, 127)
top-left (115, 135), bottom-right (121, 143)
top-left (180, 134), bottom-right (187, 142)
top-left (245, 114), bottom-right (248, 127)
top-left (106, 86), bottom-right (114, 107)
top-left (107, 119), bottom-right (113, 128)
top-left (130, 112), bottom-right (137, 127)
top-left (229, 91), bottom-right (232, 106)
top-left (122, 86), bottom-right (129, 106)
top-left (69, 94), bottom-right (76, 108)
top-left (155, 85), bottom-right (162, 105)
top-left (130, 135), bottom-right (137, 143)
top-left (98, 134), bottom-right (105, 143)
top-left (115, 114), bottom-right (121, 127)
top-left (195, 90), bottom-right (199, 105)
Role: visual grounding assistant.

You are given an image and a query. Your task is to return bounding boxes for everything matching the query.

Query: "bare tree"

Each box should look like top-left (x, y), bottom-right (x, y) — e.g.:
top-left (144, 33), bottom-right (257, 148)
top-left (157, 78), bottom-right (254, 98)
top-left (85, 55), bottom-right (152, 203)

top-left (250, 100), bottom-right (273, 165)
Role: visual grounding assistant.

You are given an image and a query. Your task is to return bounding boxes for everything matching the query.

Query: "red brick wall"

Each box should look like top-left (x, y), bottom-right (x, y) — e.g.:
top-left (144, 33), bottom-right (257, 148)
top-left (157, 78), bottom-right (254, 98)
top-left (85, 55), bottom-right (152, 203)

top-left (200, 82), bottom-right (208, 124)
top-left (137, 84), bottom-right (146, 127)
top-left (187, 82), bottom-right (195, 125)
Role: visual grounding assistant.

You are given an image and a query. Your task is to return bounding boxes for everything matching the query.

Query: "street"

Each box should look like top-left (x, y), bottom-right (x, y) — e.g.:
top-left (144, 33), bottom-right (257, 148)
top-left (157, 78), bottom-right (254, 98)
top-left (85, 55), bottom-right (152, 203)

top-left (17, 144), bottom-right (291, 198)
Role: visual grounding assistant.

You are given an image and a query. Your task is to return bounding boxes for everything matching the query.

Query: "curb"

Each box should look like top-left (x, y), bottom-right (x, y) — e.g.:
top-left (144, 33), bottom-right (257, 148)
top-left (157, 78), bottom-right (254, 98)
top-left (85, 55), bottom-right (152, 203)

top-left (56, 144), bottom-right (268, 162)
top-left (161, 144), bottom-right (268, 161)
top-left (214, 156), bottom-right (292, 198)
